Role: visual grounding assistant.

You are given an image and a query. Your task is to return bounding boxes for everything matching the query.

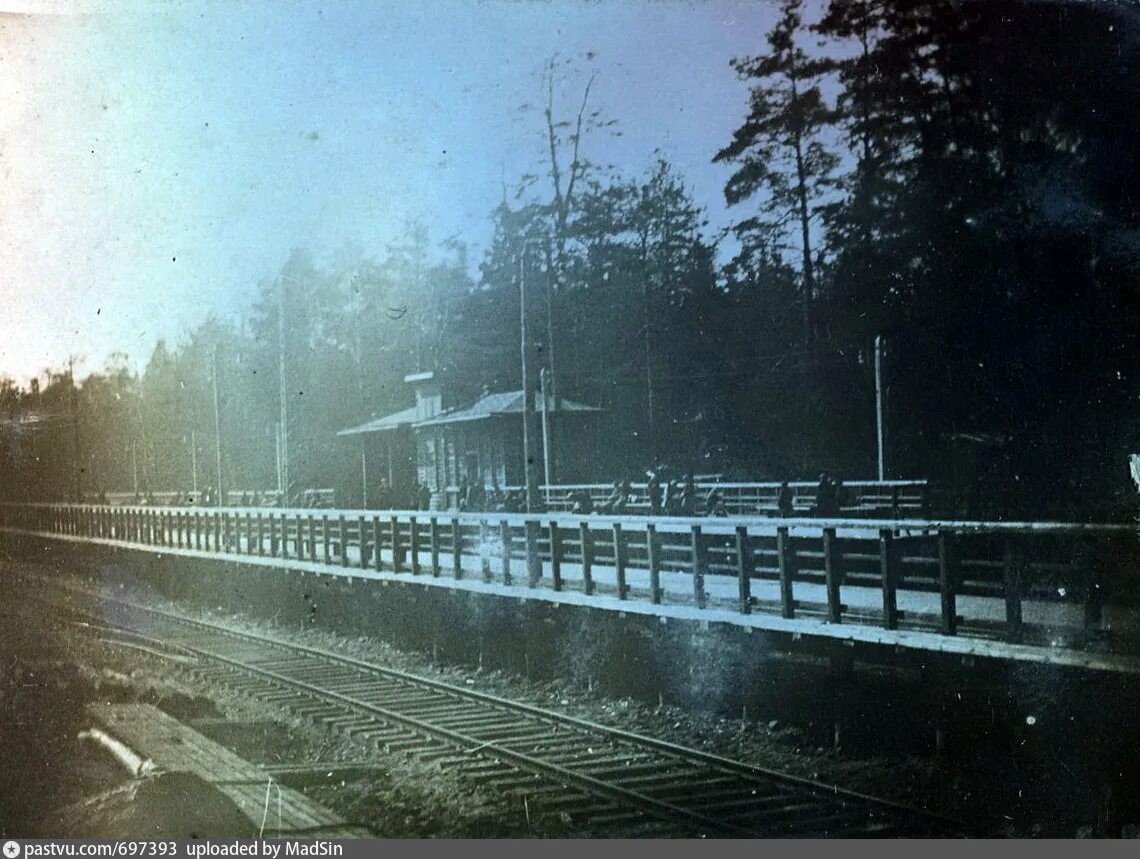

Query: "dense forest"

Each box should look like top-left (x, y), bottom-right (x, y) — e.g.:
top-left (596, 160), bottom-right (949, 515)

top-left (2, 0), bottom-right (1138, 519)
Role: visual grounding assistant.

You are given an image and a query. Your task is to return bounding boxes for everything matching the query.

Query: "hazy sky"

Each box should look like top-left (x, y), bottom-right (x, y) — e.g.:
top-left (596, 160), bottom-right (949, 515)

top-left (0, 0), bottom-right (782, 385)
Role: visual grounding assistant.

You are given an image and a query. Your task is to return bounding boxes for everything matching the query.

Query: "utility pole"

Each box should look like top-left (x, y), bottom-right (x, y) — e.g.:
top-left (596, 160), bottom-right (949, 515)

top-left (68, 357), bottom-right (81, 502)
top-left (519, 248), bottom-right (537, 513)
top-left (540, 366), bottom-right (553, 504)
top-left (212, 345), bottom-right (224, 506)
top-left (190, 429), bottom-right (199, 494)
top-left (278, 278), bottom-right (290, 506)
top-left (875, 335), bottom-right (886, 482)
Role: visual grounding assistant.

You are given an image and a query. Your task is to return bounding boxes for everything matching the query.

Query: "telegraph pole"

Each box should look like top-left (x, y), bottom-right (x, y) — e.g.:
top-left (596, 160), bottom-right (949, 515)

top-left (278, 278), bottom-right (290, 506)
top-left (68, 357), bottom-right (81, 501)
top-left (875, 335), bottom-right (886, 481)
top-left (520, 249), bottom-right (537, 513)
top-left (212, 345), bottom-right (224, 506)
top-left (190, 429), bottom-right (199, 494)
top-left (540, 366), bottom-right (553, 503)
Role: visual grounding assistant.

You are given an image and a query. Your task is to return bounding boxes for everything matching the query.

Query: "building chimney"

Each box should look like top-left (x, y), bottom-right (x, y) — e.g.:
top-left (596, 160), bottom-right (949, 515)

top-left (405, 371), bottom-right (442, 420)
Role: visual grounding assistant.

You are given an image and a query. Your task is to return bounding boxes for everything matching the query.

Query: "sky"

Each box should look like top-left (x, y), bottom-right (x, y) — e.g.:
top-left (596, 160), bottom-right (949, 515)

top-left (0, 0), bottom-right (784, 386)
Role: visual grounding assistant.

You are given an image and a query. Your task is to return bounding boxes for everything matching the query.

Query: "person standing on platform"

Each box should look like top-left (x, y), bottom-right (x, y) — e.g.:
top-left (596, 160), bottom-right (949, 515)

top-left (647, 471), bottom-right (663, 516)
top-left (777, 481), bottom-right (794, 517)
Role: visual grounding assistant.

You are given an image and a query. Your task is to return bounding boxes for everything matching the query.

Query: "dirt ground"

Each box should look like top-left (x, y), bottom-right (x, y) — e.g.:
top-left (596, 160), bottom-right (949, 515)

top-left (2, 559), bottom-right (1137, 837)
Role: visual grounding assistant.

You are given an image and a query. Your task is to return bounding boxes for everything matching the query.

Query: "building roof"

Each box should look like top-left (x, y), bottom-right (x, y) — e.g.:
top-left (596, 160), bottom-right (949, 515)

top-left (336, 405), bottom-right (420, 437)
top-left (414, 390), bottom-right (600, 428)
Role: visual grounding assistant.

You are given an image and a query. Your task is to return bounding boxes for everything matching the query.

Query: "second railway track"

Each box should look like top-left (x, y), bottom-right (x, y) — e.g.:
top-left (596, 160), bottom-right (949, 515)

top-left (37, 576), bottom-right (968, 837)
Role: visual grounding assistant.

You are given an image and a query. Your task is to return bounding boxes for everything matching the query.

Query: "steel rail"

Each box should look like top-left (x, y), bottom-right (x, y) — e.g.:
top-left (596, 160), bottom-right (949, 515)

top-left (35, 579), bottom-right (969, 837)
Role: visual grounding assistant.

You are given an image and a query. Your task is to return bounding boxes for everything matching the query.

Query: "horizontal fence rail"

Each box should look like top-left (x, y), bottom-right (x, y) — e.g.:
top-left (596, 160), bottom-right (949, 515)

top-left (88, 480), bottom-right (928, 517)
top-left (1, 502), bottom-right (1136, 659)
top-left (533, 480), bottom-right (929, 516)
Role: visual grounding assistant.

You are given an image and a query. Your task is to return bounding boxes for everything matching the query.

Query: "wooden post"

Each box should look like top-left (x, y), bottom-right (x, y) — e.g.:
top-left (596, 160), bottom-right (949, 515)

top-left (549, 521), bottom-right (563, 592)
top-left (322, 515), bottom-right (331, 563)
top-left (525, 520), bottom-right (541, 587)
top-left (429, 517), bottom-right (441, 576)
top-left (410, 517), bottom-right (421, 574)
top-left (823, 527), bottom-right (842, 624)
top-left (880, 529), bottom-right (898, 630)
top-left (500, 519), bottom-right (512, 585)
top-left (777, 526), bottom-right (795, 619)
top-left (648, 524), bottom-right (663, 605)
top-left (479, 520), bottom-right (492, 581)
top-left (213, 511), bottom-right (221, 553)
top-left (373, 516), bottom-right (383, 571)
top-left (735, 525), bottom-right (751, 615)
top-left (938, 530), bottom-right (957, 635)
top-left (256, 513), bottom-right (264, 556)
top-left (579, 521), bottom-right (594, 596)
top-left (307, 513), bottom-right (317, 558)
top-left (337, 514), bottom-right (347, 564)
top-left (1003, 538), bottom-right (1022, 641)
top-left (390, 515), bottom-right (402, 573)
top-left (690, 524), bottom-right (707, 609)
top-left (452, 517), bottom-right (463, 579)
top-left (356, 514), bottom-right (365, 567)
top-left (613, 523), bottom-right (627, 600)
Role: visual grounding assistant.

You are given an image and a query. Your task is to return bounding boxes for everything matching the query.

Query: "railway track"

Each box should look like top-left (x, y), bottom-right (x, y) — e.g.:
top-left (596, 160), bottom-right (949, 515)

top-left (39, 579), bottom-right (968, 837)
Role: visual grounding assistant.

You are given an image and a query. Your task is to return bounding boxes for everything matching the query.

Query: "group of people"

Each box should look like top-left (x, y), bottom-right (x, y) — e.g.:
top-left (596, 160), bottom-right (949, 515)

top-left (812, 472), bottom-right (845, 517)
top-left (457, 480), bottom-right (531, 513)
top-left (564, 470), bottom-right (848, 519)
top-left (371, 479), bottom-right (432, 512)
top-left (578, 471), bottom-right (714, 517)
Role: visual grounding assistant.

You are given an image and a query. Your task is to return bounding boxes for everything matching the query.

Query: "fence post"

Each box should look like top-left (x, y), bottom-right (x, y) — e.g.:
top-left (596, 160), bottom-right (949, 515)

top-left (648, 524), bottom-right (663, 605)
top-left (613, 523), bottom-right (628, 599)
top-left (690, 524), bottom-right (707, 609)
top-left (549, 521), bottom-right (563, 592)
top-left (410, 517), bottom-right (421, 574)
top-left (823, 527), bottom-right (842, 624)
top-left (213, 511), bottom-right (221, 552)
top-left (479, 520), bottom-right (492, 580)
top-left (429, 517), bottom-right (441, 576)
top-left (373, 516), bottom-right (383, 571)
top-left (390, 515), bottom-right (402, 573)
top-left (452, 517), bottom-right (463, 579)
top-left (880, 528), bottom-right (899, 630)
top-left (337, 514), bottom-right (347, 564)
top-left (321, 515), bottom-right (331, 563)
top-left (577, 521), bottom-right (595, 595)
top-left (255, 513), bottom-right (264, 556)
top-left (938, 530), bottom-right (957, 635)
top-left (1003, 537), bottom-right (1023, 641)
top-left (500, 519), bottom-right (512, 585)
top-left (777, 526), bottom-right (795, 619)
top-left (525, 520), bottom-right (541, 587)
top-left (307, 513), bottom-right (317, 558)
top-left (735, 525), bottom-right (751, 615)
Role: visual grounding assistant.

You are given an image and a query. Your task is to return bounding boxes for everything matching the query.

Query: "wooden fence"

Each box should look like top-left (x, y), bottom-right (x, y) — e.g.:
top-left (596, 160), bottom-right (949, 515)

top-left (3, 502), bottom-right (1135, 654)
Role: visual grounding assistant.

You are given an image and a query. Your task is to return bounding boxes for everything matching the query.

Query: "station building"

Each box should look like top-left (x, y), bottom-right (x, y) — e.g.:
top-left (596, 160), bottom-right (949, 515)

top-left (337, 372), bottom-right (602, 509)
